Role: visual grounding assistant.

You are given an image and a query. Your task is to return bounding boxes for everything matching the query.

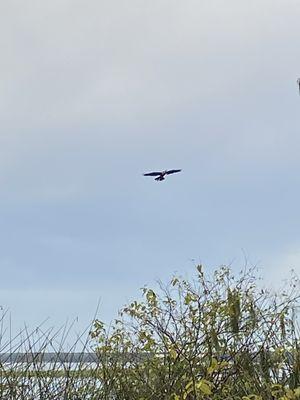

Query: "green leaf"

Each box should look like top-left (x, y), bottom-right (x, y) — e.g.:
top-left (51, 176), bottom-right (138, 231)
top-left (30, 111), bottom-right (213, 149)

top-left (196, 379), bottom-right (212, 395)
top-left (169, 347), bottom-right (177, 360)
top-left (207, 357), bottom-right (218, 375)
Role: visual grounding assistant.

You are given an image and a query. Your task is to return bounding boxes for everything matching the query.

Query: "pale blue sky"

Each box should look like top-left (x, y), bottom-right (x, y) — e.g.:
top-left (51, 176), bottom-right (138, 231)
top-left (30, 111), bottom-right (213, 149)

top-left (1, 0), bottom-right (300, 336)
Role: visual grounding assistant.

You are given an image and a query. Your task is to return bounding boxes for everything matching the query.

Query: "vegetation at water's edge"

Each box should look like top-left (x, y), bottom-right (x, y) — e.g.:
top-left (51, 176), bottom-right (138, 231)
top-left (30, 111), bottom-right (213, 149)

top-left (1, 265), bottom-right (300, 399)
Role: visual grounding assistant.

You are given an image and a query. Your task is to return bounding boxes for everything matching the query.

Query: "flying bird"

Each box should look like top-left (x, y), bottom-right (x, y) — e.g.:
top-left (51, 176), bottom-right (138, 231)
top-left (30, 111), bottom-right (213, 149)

top-left (143, 169), bottom-right (182, 181)
top-left (297, 78), bottom-right (300, 94)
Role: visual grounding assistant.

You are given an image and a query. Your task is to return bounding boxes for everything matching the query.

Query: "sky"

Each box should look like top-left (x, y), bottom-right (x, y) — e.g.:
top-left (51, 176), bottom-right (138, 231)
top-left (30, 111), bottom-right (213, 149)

top-left (1, 0), bottom-right (300, 341)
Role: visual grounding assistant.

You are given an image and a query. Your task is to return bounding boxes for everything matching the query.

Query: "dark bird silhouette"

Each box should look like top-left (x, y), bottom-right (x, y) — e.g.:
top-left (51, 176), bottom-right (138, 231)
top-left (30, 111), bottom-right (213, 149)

top-left (143, 169), bottom-right (182, 181)
top-left (297, 78), bottom-right (300, 94)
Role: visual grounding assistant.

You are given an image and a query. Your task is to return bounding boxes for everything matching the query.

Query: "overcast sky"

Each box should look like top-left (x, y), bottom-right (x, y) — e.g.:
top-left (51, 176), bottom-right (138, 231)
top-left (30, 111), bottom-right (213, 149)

top-left (1, 0), bottom-right (300, 339)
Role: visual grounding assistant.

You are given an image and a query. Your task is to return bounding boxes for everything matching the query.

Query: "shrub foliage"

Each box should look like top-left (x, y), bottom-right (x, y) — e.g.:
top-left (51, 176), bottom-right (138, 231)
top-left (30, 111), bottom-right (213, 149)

top-left (91, 265), bottom-right (300, 399)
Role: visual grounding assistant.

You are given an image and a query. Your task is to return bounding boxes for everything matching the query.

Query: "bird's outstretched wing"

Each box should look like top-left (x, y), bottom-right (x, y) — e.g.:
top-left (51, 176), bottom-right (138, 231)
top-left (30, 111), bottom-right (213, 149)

top-left (143, 172), bottom-right (162, 176)
top-left (166, 169), bottom-right (181, 175)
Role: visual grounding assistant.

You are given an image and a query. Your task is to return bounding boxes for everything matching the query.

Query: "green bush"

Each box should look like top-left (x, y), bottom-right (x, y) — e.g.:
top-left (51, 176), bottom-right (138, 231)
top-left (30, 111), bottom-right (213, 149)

top-left (91, 265), bottom-right (300, 399)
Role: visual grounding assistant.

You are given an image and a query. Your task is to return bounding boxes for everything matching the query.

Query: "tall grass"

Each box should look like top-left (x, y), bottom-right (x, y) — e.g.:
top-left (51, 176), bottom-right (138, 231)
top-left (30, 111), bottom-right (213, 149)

top-left (0, 315), bottom-right (104, 399)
